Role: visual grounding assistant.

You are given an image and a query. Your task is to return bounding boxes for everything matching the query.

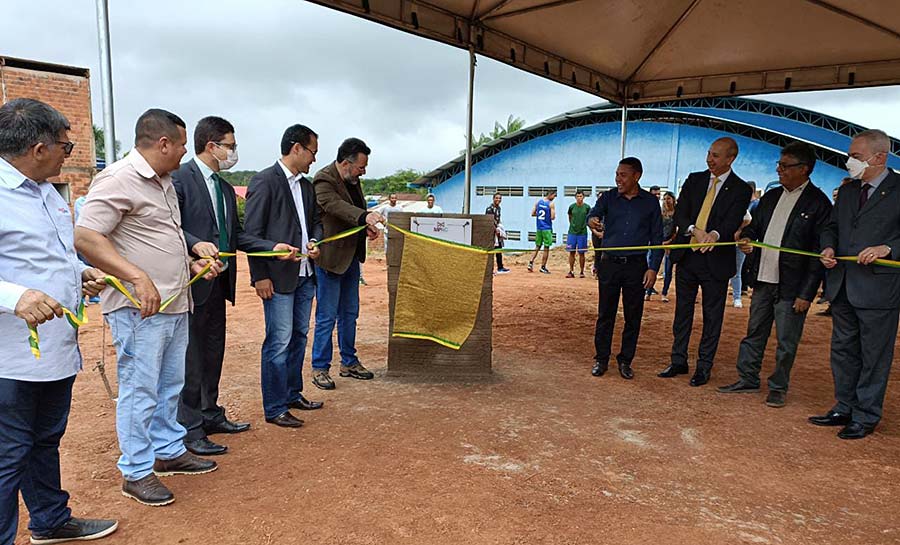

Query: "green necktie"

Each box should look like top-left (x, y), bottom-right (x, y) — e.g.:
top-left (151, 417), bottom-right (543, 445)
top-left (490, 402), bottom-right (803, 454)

top-left (212, 173), bottom-right (229, 251)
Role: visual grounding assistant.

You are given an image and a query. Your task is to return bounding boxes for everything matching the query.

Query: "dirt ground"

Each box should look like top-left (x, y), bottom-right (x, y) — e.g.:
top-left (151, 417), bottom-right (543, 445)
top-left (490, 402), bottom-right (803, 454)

top-left (17, 251), bottom-right (900, 545)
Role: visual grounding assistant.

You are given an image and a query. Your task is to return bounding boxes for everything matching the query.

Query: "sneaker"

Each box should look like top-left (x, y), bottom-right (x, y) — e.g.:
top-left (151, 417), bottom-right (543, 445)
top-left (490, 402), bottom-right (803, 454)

top-left (359, 276), bottom-right (368, 286)
top-left (645, 293), bottom-right (651, 301)
top-left (766, 390), bottom-right (787, 408)
top-left (716, 380), bottom-right (760, 394)
top-left (313, 370), bottom-right (336, 390)
top-left (527, 261), bottom-right (534, 272)
top-left (661, 295), bottom-right (670, 303)
top-left (733, 299), bottom-right (743, 308)
top-left (31, 518), bottom-right (119, 544)
top-left (579, 272), bottom-right (585, 278)
top-left (496, 268), bottom-right (511, 274)
top-left (340, 363), bottom-right (375, 380)
top-left (122, 474), bottom-right (174, 507)
top-left (566, 271), bottom-right (575, 278)
top-left (539, 266), bottom-right (550, 274)
top-left (153, 451), bottom-right (218, 476)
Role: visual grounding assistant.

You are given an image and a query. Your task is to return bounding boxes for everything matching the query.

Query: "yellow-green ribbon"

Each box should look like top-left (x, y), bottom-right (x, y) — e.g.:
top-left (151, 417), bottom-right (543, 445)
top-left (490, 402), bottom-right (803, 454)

top-left (27, 298), bottom-right (88, 360)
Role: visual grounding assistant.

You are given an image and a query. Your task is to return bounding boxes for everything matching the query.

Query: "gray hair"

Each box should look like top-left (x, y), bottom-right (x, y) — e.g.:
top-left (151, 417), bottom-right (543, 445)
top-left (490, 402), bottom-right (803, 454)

top-left (0, 98), bottom-right (70, 160)
top-left (853, 129), bottom-right (891, 154)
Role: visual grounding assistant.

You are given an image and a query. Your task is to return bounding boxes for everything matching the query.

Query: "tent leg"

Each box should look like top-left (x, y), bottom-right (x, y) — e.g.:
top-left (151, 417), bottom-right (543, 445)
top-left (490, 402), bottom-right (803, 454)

top-left (463, 45), bottom-right (475, 214)
top-left (619, 103), bottom-right (628, 159)
top-left (95, 0), bottom-right (117, 165)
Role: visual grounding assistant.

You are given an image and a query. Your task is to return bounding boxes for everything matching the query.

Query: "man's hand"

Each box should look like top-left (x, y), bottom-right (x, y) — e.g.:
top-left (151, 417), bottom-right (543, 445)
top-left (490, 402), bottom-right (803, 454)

top-left (366, 225), bottom-right (379, 241)
top-left (858, 244), bottom-right (891, 266)
top-left (192, 258), bottom-right (223, 281)
top-left (820, 247), bottom-right (837, 269)
top-left (365, 212), bottom-right (386, 227)
top-left (272, 242), bottom-right (300, 261)
top-left (693, 228), bottom-right (719, 253)
top-left (793, 298), bottom-right (811, 314)
top-left (588, 217), bottom-right (601, 230)
top-left (15, 289), bottom-right (63, 328)
top-left (255, 278), bottom-right (274, 300)
top-left (737, 237), bottom-right (754, 255)
top-left (643, 269), bottom-right (657, 290)
top-left (191, 241), bottom-right (219, 259)
top-left (131, 273), bottom-right (161, 318)
top-left (82, 268), bottom-right (108, 298)
top-left (306, 242), bottom-right (320, 260)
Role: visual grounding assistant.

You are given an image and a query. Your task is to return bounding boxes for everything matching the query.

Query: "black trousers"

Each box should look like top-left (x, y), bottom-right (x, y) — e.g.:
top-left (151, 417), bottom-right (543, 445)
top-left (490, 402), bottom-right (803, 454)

top-left (178, 276), bottom-right (228, 441)
top-left (594, 256), bottom-right (647, 365)
top-left (494, 250), bottom-right (504, 269)
top-left (670, 251), bottom-right (729, 372)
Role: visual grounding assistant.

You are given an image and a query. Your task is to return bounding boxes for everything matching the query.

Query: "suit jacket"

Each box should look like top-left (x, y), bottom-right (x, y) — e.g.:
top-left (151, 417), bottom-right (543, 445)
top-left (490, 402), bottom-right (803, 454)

top-left (313, 162), bottom-right (369, 275)
top-left (172, 159), bottom-right (275, 306)
top-left (741, 181), bottom-right (832, 302)
top-left (820, 170), bottom-right (900, 309)
top-left (671, 169), bottom-right (753, 280)
top-left (243, 162), bottom-right (324, 294)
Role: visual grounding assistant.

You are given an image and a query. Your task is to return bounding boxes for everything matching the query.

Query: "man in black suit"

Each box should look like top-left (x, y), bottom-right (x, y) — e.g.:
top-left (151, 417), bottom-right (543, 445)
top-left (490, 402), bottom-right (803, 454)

top-left (659, 137), bottom-right (753, 386)
top-left (173, 116), bottom-right (300, 454)
top-left (717, 142), bottom-right (832, 407)
top-left (243, 124), bottom-right (324, 429)
top-left (811, 129), bottom-right (900, 440)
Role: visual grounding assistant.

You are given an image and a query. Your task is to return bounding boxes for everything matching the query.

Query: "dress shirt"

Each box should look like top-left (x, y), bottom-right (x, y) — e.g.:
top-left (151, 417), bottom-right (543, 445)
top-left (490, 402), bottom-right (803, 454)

top-left (588, 188), bottom-right (664, 271)
top-left (689, 169), bottom-right (732, 237)
top-left (278, 160), bottom-right (314, 277)
top-left (0, 157), bottom-right (87, 381)
top-left (194, 157), bottom-right (226, 226)
top-left (758, 181), bottom-right (809, 284)
top-left (77, 149), bottom-right (192, 314)
top-left (860, 168), bottom-right (889, 200)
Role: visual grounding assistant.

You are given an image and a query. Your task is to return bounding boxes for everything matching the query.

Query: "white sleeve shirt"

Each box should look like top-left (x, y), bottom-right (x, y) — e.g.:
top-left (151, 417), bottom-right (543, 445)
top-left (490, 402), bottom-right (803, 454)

top-left (278, 161), bottom-right (314, 277)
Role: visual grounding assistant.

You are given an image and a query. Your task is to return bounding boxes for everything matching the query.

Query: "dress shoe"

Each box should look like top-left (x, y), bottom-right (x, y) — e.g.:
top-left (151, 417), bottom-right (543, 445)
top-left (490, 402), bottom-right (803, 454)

top-left (265, 411), bottom-right (304, 428)
top-left (689, 369), bottom-right (710, 387)
top-left (618, 362), bottom-right (634, 380)
top-left (288, 394), bottom-right (324, 411)
top-left (765, 390), bottom-right (786, 408)
top-left (717, 380), bottom-right (760, 394)
top-left (658, 364), bottom-right (688, 378)
top-left (122, 474), bottom-right (174, 506)
top-left (591, 360), bottom-right (608, 377)
top-left (837, 422), bottom-right (876, 440)
top-left (808, 411), bottom-right (851, 427)
top-left (184, 437), bottom-right (227, 456)
top-left (31, 517), bottom-right (119, 543)
top-left (153, 452), bottom-right (218, 477)
top-left (205, 418), bottom-right (250, 435)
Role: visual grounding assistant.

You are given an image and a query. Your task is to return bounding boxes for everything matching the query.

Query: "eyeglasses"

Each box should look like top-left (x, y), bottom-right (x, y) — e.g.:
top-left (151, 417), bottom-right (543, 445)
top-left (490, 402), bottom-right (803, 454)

top-left (775, 161), bottom-right (804, 170)
top-left (291, 141), bottom-right (317, 157)
top-left (56, 140), bottom-right (75, 156)
top-left (214, 142), bottom-right (237, 151)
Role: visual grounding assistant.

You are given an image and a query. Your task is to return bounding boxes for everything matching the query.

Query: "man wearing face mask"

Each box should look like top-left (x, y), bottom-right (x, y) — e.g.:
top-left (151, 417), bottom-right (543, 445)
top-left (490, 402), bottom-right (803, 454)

top-left (172, 117), bottom-right (300, 453)
top-left (811, 129), bottom-right (900, 440)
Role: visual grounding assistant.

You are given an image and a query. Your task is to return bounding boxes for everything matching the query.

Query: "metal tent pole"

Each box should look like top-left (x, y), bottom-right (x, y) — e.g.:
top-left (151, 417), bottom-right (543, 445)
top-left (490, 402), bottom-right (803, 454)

top-left (463, 45), bottom-right (476, 214)
top-left (95, 0), bottom-right (116, 165)
top-left (619, 103), bottom-right (628, 159)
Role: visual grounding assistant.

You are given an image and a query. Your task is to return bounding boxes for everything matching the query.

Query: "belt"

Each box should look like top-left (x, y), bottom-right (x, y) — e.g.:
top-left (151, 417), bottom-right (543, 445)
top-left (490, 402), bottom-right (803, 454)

top-left (600, 254), bottom-right (645, 264)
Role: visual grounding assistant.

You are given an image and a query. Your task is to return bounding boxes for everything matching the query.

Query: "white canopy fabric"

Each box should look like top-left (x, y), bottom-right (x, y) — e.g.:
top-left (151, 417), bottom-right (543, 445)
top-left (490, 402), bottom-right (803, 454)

top-left (307, 0), bottom-right (900, 104)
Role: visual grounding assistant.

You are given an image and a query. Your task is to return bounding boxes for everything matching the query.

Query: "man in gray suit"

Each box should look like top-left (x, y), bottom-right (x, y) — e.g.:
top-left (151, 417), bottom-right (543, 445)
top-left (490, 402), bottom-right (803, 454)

top-left (810, 129), bottom-right (900, 440)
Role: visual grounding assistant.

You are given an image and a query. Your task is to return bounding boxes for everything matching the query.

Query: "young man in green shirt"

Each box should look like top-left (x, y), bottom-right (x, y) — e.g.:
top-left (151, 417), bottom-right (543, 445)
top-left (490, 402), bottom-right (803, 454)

top-left (566, 190), bottom-right (592, 278)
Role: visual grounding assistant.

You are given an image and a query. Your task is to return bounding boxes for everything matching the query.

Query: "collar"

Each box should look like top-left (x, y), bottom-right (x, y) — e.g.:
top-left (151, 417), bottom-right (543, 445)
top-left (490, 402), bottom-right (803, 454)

top-left (862, 168), bottom-right (889, 190)
top-left (128, 148), bottom-right (163, 181)
top-left (278, 159), bottom-right (302, 184)
top-left (0, 156), bottom-right (31, 189)
top-left (783, 179), bottom-right (810, 194)
top-left (193, 157), bottom-right (215, 181)
top-left (710, 169), bottom-right (731, 184)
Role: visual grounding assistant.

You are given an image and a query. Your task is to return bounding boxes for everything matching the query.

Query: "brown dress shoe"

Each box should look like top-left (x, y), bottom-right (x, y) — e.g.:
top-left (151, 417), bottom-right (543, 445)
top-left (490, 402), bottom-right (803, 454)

top-left (153, 451), bottom-right (218, 477)
top-left (122, 474), bottom-right (174, 506)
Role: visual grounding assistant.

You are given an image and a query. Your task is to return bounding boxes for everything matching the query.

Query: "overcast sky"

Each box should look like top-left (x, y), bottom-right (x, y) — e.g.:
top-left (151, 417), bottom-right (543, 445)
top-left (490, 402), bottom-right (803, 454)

top-left (5, 0), bottom-right (900, 178)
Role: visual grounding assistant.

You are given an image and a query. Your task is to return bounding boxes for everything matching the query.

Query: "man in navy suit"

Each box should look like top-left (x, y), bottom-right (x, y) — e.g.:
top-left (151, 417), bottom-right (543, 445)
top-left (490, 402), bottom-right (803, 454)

top-left (659, 137), bottom-right (753, 386)
top-left (811, 129), bottom-right (900, 439)
top-left (243, 124), bottom-right (325, 428)
top-left (173, 117), bottom-right (299, 454)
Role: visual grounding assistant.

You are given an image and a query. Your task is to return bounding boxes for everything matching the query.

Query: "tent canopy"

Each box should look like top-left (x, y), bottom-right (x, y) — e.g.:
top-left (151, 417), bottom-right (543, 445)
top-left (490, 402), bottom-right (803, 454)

top-left (307, 0), bottom-right (900, 104)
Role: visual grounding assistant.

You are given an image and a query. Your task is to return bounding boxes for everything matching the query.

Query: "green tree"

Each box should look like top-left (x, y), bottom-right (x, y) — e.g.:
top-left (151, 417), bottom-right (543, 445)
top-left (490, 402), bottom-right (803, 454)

top-left (93, 124), bottom-right (121, 160)
top-left (361, 168), bottom-right (426, 195)
top-left (461, 115), bottom-right (526, 153)
top-left (218, 170), bottom-right (258, 186)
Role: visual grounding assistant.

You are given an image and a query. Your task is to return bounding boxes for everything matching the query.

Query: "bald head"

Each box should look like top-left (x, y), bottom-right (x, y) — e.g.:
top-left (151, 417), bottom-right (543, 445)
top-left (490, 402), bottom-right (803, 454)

top-left (707, 137), bottom-right (739, 176)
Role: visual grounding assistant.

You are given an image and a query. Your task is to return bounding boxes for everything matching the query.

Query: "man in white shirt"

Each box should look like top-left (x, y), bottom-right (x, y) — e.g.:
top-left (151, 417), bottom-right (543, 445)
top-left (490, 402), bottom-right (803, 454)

top-left (422, 193), bottom-right (443, 214)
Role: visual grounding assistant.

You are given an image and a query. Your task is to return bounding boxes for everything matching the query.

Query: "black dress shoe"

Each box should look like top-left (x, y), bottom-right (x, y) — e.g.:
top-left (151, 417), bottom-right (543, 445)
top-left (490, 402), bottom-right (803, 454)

top-left (265, 412), bottom-right (304, 428)
top-left (288, 394), bottom-right (324, 411)
top-left (658, 365), bottom-right (688, 378)
top-left (184, 437), bottom-right (227, 456)
top-left (591, 360), bottom-right (608, 377)
top-left (689, 369), bottom-right (710, 387)
top-left (618, 362), bottom-right (634, 380)
top-left (717, 380), bottom-right (760, 394)
top-left (808, 411), bottom-right (851, 427)
top-left (205, 419), bottom-right (251, 435)
top-left (837, 422), bottom-right (876, 440)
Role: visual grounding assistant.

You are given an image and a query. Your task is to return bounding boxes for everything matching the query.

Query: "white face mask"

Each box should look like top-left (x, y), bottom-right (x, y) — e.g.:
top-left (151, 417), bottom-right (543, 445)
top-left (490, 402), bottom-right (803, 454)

top-left (846, 156), bottom-right (869, 179)
top-left (214, 145), bottom-right (239, 171)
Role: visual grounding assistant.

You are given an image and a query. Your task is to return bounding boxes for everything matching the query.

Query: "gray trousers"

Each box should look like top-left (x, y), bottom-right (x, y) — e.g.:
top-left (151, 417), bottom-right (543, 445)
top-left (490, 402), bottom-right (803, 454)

top-left (736, 282), bottom-right (808, 392)
top-left (830, 289), bottom-right (900, 426)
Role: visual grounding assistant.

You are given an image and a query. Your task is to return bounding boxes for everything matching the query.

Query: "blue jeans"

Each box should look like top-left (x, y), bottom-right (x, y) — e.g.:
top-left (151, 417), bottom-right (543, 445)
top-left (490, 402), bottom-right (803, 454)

top-left (0, 376), bottom-right (75, 543)
top-left (106, 309), bottom-right (188, 481)
top-left (261, 277), bottom-right (316, 419)
top-left (730, 249), bottom-right (747, 301)
top-left (661, 253), bottom-right (674, 296)
top-left (311, 259), bottom-right (361, 371)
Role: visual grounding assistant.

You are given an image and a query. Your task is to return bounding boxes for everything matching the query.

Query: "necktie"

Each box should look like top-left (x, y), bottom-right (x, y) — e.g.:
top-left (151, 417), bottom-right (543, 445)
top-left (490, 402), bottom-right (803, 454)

top-left (691, 177), bottom-right (719, 249)
top-left (859, 183), bottom-right (871, 211)
top-left (212, 173), bottom-right (229, 251)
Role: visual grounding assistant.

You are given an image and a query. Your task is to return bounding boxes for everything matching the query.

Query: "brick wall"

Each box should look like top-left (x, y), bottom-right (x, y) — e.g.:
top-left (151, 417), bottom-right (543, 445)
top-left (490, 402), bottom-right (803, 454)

top-left (1, 57), bottom-right (94, 201)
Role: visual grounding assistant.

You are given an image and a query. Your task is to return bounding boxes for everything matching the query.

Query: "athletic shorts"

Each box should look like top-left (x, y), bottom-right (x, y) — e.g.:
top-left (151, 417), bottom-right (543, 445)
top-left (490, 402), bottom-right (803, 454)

top-left (534, 229), bottom-right (554, 248)
top-left (566, 233), bottom-right (588, 253)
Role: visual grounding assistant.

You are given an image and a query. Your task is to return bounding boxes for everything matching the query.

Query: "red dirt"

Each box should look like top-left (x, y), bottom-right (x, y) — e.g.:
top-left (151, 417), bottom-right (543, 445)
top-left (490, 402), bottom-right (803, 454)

top-left (17, 252), bottom-right (900, 545)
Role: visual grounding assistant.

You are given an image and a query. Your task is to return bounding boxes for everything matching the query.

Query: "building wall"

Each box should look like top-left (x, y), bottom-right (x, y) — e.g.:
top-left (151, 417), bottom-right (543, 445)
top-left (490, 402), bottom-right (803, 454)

top-left (432, 121), bottom-right (850, 247)
top-left (1, 61), bottom-right (94, 202)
